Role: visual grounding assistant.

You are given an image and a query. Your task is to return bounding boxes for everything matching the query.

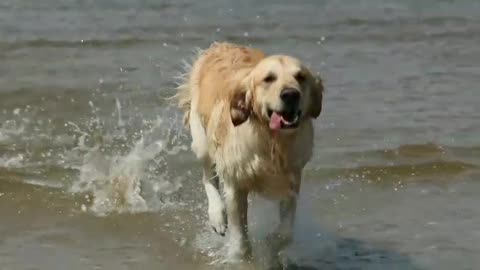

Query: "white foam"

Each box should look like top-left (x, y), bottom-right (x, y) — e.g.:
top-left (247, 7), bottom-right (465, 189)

top-left (0, 119), bottom-right (26, 142)
top-left (0, 154), bottom-right (24, 168)
top-left (68, 115), bottom-right (186, 216)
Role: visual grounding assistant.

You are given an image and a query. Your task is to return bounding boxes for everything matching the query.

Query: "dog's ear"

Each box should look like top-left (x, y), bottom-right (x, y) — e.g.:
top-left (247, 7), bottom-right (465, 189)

top-left (230, 80), bottom-right (253, 126)
top-left (308, 74), bottom-right (324, 119)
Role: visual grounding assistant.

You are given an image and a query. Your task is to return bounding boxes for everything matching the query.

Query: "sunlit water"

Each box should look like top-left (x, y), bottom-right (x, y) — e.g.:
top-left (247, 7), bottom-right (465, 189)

top-left (1, 0), bottom-right (479, 269)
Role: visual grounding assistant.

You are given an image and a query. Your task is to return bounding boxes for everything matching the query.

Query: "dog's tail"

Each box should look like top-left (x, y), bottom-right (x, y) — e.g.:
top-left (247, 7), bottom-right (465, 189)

top-left (172, 48), bottom-right (204, 127)
top-left (165, 76), bottom-right (190, 127)
top-left (176, 78), bottom-right (191, 127)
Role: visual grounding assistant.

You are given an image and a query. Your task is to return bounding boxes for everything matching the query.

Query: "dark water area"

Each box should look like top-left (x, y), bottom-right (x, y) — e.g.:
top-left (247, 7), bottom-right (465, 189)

top-left (1, 0), bottom-right (479, 269)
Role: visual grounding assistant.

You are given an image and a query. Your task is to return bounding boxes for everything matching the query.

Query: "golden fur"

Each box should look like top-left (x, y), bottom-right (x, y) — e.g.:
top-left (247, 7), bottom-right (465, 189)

top-left (177, 42), bottom-right (323, 260)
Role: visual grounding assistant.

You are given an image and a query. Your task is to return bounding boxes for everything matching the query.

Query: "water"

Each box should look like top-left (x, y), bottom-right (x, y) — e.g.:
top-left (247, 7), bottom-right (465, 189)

top-left (1, 0), bottom-right (479, 269)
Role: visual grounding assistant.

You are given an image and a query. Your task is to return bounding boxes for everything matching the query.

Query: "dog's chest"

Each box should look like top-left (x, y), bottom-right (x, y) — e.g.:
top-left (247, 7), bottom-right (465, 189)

top-left (215, 122), bottom-right (313, 199)
top-left (247, 157), bottom-right (298, 198)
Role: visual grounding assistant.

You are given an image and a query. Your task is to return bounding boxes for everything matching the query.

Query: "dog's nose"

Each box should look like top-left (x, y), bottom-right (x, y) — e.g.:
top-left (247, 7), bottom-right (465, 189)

top-left (280, 88), bottom-right (300, 106)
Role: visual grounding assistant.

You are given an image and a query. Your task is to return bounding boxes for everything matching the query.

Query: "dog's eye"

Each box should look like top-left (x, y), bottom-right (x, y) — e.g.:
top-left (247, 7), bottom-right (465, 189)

top-left (263, 73), bottom-right (277, 83)
top-left (294, 72), bottom-right (306, 84)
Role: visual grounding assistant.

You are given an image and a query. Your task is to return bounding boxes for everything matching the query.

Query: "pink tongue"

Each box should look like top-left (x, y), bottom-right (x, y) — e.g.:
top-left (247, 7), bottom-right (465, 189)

top-left (269, 112), bottom-right (283, 130)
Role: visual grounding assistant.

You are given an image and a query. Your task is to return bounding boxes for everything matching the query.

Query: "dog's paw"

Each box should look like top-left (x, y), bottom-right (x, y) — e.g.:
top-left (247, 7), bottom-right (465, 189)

top-left (208, 206), bottom-right (227, 236)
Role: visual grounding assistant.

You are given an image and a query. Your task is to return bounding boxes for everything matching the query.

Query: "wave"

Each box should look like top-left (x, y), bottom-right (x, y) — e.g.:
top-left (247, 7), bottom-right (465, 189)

top-left (2, 14), bottom-right (475, 50)
top-left (0, 38), bottom-right (158, 50)
top-left (328, 16), bottom-right (473, 28)
top-left (312, 143), bottom-right (479, 185)
top-left (312, 160), bottom-right (477, 191)
top-left (348, 143), bottom-right (480, 163)
top-left (348, 160), bottom-right (473, 180)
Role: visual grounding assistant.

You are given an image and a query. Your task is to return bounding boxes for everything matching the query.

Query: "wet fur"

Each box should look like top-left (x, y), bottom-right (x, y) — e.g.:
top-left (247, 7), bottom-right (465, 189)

top-left (177, 42), bottom-right (323, 261)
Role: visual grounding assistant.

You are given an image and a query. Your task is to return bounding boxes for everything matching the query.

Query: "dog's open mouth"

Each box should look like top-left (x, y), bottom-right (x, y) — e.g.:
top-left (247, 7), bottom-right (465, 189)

top-left (267, 109), bottom-right (301, 130)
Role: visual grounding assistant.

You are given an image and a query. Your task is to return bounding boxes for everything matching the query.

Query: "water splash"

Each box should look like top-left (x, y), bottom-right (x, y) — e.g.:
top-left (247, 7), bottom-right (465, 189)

top-left (0, 118), bottom-right (27, 143)
top-left (66, 96), bottom-right (188, 216)
top-left (0, 154), bottom-right (24, 168)
top-left (1, 87), bottom-right (190, 216)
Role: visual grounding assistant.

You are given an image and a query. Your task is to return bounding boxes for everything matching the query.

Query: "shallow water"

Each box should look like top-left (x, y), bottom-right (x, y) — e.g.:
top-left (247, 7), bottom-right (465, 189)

top-left (1, 0), bottom-right (480, 269)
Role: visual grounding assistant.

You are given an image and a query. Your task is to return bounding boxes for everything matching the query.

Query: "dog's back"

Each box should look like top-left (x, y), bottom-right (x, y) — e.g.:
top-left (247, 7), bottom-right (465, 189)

top-left (178, 42), bottom-right (264, 130)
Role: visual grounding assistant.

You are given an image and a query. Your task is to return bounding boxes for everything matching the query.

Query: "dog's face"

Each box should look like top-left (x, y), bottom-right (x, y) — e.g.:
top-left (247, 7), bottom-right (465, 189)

top-left (230, 55), bottom-right (324, 132)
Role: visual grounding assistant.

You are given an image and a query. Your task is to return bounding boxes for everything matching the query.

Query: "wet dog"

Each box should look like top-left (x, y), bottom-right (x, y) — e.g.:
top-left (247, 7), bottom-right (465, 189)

top-left (177, 42), bottom-right (323, 261)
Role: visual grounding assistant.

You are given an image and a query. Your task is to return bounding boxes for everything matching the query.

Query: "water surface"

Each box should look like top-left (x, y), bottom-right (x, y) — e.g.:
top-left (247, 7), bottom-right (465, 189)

top-left (1, 0), bottom-right (479, 269)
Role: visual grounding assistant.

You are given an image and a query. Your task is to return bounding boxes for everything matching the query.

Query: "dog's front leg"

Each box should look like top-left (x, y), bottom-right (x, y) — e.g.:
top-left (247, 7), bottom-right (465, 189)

top-left (276, 173), bottom-right (301, 243)
top-left (224, 183), bottom-right (251, 261)
top-left (277, 195), bottom-right (297, 243)
top-left (263, 178), bottom-right (299, 268)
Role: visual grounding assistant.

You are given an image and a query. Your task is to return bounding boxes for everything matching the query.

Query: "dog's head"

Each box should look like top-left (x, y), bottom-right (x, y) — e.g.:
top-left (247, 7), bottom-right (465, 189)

top-left (230, 55), bottom-right (323, 132)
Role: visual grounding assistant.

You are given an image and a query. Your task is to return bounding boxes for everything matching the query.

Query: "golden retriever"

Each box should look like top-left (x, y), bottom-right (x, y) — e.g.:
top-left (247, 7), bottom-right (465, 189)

top-left (177, 42), bottom-right (323, 261)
